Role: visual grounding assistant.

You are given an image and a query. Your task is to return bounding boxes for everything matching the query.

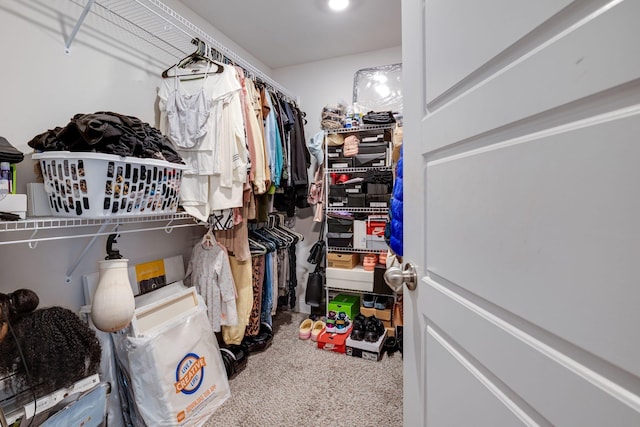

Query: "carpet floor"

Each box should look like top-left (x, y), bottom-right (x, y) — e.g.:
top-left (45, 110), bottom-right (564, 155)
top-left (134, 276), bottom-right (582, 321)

top-left (204, 311), bottom-right (403, 426)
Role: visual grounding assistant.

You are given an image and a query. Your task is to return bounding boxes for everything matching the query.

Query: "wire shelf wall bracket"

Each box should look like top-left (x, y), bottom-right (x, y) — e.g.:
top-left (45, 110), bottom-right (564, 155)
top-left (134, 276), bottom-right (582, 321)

top-left (64, 0), bottom-right (299, 103)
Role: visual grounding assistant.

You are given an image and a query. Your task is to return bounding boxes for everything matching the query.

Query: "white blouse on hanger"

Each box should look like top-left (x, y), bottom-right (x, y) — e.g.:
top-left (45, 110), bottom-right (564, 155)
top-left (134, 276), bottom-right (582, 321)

top-left (158, 63), bottom-right (248, 220)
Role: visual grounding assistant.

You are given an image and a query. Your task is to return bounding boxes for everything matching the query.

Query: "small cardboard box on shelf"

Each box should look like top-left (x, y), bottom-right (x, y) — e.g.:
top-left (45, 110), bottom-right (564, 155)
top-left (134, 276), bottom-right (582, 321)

top-left (327, 253), bottom-right (360, 269)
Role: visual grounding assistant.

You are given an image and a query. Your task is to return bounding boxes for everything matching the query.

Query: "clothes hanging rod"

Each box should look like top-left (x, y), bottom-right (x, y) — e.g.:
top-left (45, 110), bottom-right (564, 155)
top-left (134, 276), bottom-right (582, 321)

top-left (65, 0), bottom-right (299, 103)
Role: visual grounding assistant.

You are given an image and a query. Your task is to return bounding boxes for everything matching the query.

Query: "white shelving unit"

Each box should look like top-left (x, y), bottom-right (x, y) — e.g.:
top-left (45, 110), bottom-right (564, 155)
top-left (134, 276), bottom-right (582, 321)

top-left (322, 124), bottom-right (397, 320)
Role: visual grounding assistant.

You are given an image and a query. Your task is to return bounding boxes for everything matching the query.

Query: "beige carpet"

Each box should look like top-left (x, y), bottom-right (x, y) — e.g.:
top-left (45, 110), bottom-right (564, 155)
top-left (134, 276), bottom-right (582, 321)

top-left (204, 311), bottom-right (403, 426)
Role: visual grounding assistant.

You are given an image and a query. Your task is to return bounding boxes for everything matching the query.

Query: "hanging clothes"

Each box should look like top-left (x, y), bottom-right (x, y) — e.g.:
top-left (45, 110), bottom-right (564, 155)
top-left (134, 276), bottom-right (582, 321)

top-left (245, 254), bottom-right (265, 337)
top-left (163, 64), bottom-right (214, 149)
top-left (184, 237), bottom-right (238, 332)
top-left (221, 255), bottom-right (253, 345)
top-left (158, 64), bottom-right (248, 221)
top-left (262, 87), bottom-right (283, 188)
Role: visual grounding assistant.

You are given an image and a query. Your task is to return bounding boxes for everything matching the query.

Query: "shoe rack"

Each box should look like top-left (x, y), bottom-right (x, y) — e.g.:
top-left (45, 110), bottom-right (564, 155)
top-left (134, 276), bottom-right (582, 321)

top-left (322, 123), bottom-right (398, 330)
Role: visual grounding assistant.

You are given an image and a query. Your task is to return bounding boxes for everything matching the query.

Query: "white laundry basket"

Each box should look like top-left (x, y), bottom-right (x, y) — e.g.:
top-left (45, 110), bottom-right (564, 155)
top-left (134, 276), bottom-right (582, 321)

top-left (32, 151), bottom-right (187, 218)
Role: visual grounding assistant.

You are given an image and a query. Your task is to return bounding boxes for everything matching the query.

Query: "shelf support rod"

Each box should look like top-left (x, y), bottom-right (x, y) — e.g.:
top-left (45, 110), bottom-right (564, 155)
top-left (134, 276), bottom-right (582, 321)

top-left (64, 0), bottom-right (96, 54)
top-left (65, 222), bottom-right (113, 284)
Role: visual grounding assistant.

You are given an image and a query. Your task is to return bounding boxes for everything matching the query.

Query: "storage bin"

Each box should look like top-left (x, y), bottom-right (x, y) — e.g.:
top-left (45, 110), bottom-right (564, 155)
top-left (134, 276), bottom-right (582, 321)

top-left (326, 266), bottom-right (374, 292)
top-left (366, 183), bottom-right (390, 195)
top-left (347, 193), bottom-right (366, 207)
top-left (328, 196), bottom-right (348, 208)
top-left (329, 185), bottom-right (347, 198)
top-left (366, 194), bottom-right (391, 208)
top-left (327, 217), bottom-right (354, 233)
top-left (327, 232), bottom-right (353, 248)
top-left (354, 152), bottom-right (387, 168)
top-left (328, 157), bottom-right (353, 169)
top-left (357, 142), bottom-right (388, 155)
top-left (32, 151), bottom-right (187, 218)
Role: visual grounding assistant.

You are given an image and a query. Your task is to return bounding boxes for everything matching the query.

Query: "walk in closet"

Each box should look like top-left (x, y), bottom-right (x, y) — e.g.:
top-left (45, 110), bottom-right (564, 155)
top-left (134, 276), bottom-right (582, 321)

top-left (0, 0), bottom-right (405, 425)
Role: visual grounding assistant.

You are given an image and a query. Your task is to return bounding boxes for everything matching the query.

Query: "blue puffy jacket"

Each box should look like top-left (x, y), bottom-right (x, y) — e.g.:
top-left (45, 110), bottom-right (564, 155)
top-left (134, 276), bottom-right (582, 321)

top-left (389, 148), bottom-right (403, 256)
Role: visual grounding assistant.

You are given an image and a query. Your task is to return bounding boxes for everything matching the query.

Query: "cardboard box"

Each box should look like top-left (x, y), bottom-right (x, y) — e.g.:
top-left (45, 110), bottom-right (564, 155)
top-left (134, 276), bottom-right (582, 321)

top-left (0, 194), bottom-right (27, 219)
top-left (326, 266), bottom-right (374, 292)
top-left (366, 236), bottom-right (388, 251)
top-left (327, 253), bottom-right (360, 269)
top-left (317, 328), bottom-right (351, 353)
top-left (328, 294), bottom-right (360, 321)
top-left (353, 220), bottom-right (367, 249)
top-left (346, 330), bottom-right (387, 361)
top-left (360, 306), bottom-right (376, 317)
top-left (385, 327), bottom-right (395, 337)
top-left (360, 305), bottom-right (392, 321)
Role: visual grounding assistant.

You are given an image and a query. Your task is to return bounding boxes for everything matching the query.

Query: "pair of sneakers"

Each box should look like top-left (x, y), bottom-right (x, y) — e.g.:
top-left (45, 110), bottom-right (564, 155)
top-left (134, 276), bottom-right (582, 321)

top-left (350, 314), bottom-right (385, 343)
top-left (363, 294), bottom-right (390, 310)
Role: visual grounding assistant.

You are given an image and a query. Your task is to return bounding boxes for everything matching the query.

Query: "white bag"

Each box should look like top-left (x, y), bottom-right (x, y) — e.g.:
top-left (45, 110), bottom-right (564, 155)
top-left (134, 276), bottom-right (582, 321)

top-left (113, 300), bottom-right (230, 427)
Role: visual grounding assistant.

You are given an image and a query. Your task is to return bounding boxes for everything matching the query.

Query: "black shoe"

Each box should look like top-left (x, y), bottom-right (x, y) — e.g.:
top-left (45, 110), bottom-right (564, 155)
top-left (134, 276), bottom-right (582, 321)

top-left (383, 336), bottom-right (399, 356)
top-left (350, 314), bottom-right (366, 341)
top-left (364, 316), bottom-right (384, 342)
top-left (242, 322), bottom-right (273, 353)
top-left (220, 343), bottom-right (249, 379)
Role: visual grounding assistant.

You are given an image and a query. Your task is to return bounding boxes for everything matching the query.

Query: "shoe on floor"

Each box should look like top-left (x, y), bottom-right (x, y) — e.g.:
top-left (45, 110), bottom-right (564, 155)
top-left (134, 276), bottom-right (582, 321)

top-left (311, 320), bottom-right (326, 342)
top-left (299, 318), bottom-right (313, 340)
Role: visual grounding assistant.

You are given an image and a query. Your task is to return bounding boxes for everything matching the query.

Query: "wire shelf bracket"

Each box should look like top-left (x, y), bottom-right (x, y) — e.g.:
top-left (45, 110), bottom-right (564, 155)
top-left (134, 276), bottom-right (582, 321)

top-left (63, 0), bottom-right (299, 102)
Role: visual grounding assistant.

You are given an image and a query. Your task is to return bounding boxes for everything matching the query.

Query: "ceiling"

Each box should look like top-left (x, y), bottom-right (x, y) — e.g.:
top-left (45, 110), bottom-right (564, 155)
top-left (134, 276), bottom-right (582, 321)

top-left (180, 0), bottom-right (402, 69)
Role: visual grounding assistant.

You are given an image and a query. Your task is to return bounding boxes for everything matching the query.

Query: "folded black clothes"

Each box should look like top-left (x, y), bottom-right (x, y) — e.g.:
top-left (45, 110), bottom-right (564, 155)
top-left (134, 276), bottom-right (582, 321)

top-left (364, 169), bottom-right (393, 185)
top-left (0, 136), bottom-right (25, 164)
top-left (362, 110), bottom-right (396, 125)
top-left (27, 112), bottom-right (184, 164)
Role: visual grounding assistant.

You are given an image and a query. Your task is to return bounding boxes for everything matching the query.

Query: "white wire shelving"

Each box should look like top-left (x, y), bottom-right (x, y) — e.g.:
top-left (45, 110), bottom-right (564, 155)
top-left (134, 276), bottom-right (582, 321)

top-left (324, 124), bottom-right (397, 134)
top-left (0, 212), bottom-right (198, 244)
top-left (65, 0), bottom-right (298, 102)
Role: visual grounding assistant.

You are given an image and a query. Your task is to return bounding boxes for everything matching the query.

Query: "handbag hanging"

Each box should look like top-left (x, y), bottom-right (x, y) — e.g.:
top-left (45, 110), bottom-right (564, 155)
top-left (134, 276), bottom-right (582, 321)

top-left (307, 220), bottom-right (325, 265)
top-left (304, 264), bottom-right (325, 308)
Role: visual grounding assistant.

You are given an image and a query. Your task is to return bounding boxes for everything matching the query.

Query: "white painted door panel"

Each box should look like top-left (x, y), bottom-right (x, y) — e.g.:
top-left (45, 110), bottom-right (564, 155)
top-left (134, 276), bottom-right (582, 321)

top-left (426, 331), bottom-right (536, 426)
top-left (425, 0), bottom-right (640, 153)
top-left (425, 282), bottom-right (640, 426)
top-left (425, 0), bottom-right (571, 103)
top-left (401, 0), bottom-right (640, 425)
top-left (427, 114), bottom-right (640, 377)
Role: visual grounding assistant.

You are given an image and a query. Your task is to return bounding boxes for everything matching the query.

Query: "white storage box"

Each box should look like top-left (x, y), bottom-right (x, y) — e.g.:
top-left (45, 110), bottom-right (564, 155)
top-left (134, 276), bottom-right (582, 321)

top-left (0, 194), bottom-right (26, 219)
top-left (326, 265), bottom-right (374, 292)
top-left (32, 152), bottom-right (187, 218)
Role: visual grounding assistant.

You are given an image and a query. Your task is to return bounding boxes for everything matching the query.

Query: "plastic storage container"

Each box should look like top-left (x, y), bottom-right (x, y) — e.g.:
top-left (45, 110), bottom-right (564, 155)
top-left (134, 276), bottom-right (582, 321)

top-left (32, 152), bottom-right (187, 218)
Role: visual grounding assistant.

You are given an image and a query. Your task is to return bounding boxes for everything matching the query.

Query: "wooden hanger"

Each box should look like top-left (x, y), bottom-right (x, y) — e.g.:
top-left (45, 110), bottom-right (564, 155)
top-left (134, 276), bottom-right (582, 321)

top-left (161, 38), bottom-right (224, 79)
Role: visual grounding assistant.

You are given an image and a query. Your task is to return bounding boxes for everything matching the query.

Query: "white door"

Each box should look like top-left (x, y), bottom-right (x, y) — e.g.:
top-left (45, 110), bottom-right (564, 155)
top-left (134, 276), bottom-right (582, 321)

top-left (401, 0), bottom-right (640, 425)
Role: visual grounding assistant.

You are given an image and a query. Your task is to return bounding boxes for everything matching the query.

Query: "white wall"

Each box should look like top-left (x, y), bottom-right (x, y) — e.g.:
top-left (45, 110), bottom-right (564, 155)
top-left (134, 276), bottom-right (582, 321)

top-left (273, 46), bottom-right (402, 138)
top-left (273, 46), bottom-right (402, 313)
top-left (0, 0), bottom-right (271, 311)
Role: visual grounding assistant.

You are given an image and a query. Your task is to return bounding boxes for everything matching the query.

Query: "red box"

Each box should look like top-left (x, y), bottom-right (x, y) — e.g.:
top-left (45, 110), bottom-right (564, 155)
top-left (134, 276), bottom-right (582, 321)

top-left (317, 328), bottom-right (352, 353)
top-left (366, 217), bottom-right (388, 237)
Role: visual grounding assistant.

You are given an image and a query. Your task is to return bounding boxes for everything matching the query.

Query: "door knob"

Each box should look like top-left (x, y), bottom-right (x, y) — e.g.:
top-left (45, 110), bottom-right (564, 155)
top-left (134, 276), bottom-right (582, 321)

top-left (384, 263), bottom-right (418, 292)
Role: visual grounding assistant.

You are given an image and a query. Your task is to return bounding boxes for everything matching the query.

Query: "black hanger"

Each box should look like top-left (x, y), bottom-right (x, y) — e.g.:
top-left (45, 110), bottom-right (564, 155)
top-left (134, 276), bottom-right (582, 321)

top-left (161, 38), bottom-right (223, 78)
